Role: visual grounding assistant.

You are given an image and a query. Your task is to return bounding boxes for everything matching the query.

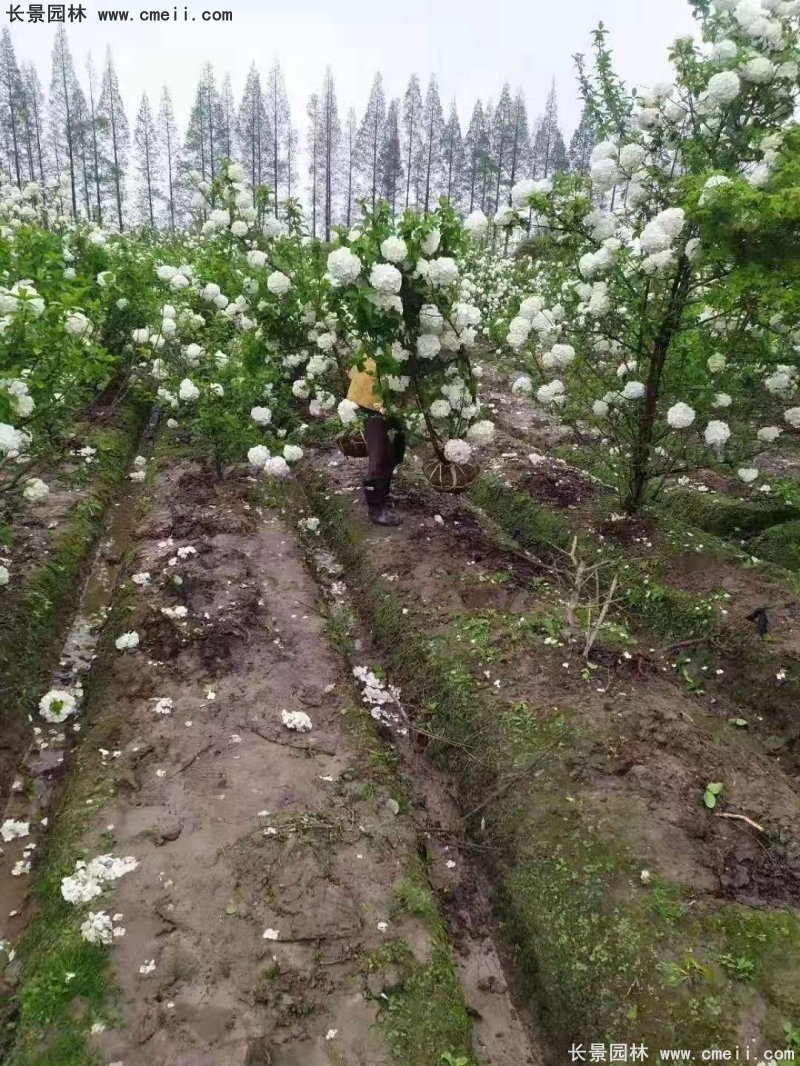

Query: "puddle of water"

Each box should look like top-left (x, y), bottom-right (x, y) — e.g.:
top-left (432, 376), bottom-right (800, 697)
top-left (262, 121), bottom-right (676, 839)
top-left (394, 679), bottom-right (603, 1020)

top-left (0, 438), bottom-right (153, 954)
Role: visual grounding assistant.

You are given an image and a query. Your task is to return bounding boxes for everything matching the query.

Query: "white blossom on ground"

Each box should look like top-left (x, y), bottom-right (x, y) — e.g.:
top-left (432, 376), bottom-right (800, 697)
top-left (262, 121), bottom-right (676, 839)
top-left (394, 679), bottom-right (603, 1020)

top-left (281, 709), bottom-right (312, 732)
top-left (39, 689), bottom-right (77, 724)
top-left (1, 819), bottom-right (30, 843)
top-left (115, 632), bottom-right (140, 652)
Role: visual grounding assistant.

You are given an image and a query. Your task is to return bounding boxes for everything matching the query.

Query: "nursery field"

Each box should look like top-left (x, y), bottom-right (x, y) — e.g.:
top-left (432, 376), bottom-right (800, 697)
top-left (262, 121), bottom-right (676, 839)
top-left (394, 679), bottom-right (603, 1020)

top-left (3, 2), bottom-right (800, 1061)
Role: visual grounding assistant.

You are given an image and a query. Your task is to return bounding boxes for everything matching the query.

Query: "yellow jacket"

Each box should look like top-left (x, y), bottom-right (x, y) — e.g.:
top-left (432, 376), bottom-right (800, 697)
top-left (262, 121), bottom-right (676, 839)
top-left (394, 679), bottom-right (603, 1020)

top-left (347, 357), bottom-right (382, 412)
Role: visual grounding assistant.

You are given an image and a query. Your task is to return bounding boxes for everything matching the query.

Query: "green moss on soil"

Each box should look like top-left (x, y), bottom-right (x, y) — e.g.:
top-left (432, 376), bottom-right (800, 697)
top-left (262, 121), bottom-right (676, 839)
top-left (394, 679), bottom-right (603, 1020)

top-left (299, 468), bottom-right (800, 1060)
top-left (662, 490), bottom-right (800, 538)
top-left (750, 519), bottom-right (800, 572)
top-left (0, 397), bottom-right (149, 742)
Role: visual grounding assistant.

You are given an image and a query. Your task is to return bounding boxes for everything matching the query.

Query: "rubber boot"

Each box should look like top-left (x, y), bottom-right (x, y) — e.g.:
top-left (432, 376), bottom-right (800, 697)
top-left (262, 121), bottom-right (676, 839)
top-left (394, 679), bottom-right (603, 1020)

top-left (364, 477), bottom-right (402, 527)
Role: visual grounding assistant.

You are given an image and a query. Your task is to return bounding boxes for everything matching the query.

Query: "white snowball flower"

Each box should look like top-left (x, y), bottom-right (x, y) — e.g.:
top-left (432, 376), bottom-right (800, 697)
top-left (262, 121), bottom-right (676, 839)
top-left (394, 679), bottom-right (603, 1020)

top-left (283, 445), bottom-right (303, 464)
top-left (704, 420), bottom-right (731, 446)
top-left (65, 311), bottom-right (92, 337)
top-left (738, 468), bottom-right (759, 484)
top-left (115, 631), bottom-right (140, 651)
top-left (247, 445), bottom-right (271, 468)
top-left (178, 379), bottom-right (200, 402)
top-left (741, 56), bottom-right (776, 83)
top-left (464, 210), bottom-right (489, 237)
top-left (251, 406), bottom-right (272, 426)
top-left (518, 295), bottom-right (545, 321)
top-left (39, 689), bottom-right (77, 723)
top-left (621, 381), bottom-right (646, 400)
top-left (591, 157), bottom-right (621, 191)
top-left (327, 247), bottom-right (362, 286)
top-left (507, 316), bottom-right (532, 351)
top-left (667, 402), bottom-right (696, 429)
top-left (282, 708), bottom-right (312, 732)
top-left (466, 420), bottom-right (495, 445)
top-left (757, 425), bottom-right (782, 443)
top-left (511, 375), bottom-right (533, 397)
top-left (510, 178), bottom-right (539, 208)
top-left (706, 70), bottom-right (741, 107)
top-left (429, 399), bottom-right (452, 419)
top-left (654, 207), bottom-right (685, 239)
top-left (420, 304), bottom-right (444, 334)
top-left (712, 392), bottom-right (732, 408)
top-left (707, 353), bottom-right (727, 374)
top-left (592, 400), bottom-right (610, 418)
top-left (369, 262), bottom-right (403, 295)
top-left (619, 143), bottom-right (647, 171)
top-left (443, 439), bottom-right (473, 464)
top-left (427, 257), bottom-right (459, 288)
top-left (263, 216), bottom-right (287, 239)
top-left (23, 478), bottom-right (49, 502)
top-left (246, 249), bottom-right (267, 269)
top-left (380, 236), bottom-right (408, 263)
top-left (784, 407), bottom-right (800, 429)
top-left (640, 220), bottom-right (672, 255)
top-left (267, 271), bottom-right (291, 296)
top-left (537, 379), bottom-right (566, 407)
top-left (265, 456), bottom-right (291, 477)
top-left (421, 228), bottom-right (441, 255)
top-left (417, 334), bottom-right (441, 360)
top-left (230, 220), bottom-right (248, 237)
top-left (337, 399), bottom-right (359, 424)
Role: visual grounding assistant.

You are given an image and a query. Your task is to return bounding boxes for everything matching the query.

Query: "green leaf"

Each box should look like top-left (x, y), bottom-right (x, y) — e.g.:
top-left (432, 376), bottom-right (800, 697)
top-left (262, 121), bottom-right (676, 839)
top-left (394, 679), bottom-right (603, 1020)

top-left (704, 790), bottom-right (717, 810)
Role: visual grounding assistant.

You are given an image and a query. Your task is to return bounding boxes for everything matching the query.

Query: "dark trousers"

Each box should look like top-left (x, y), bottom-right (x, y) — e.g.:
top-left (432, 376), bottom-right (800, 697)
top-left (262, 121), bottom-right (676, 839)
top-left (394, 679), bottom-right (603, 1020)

top-left (361, 410), bottom-right (406, 513)
top-left (364, 411), bottom-right (395, 480)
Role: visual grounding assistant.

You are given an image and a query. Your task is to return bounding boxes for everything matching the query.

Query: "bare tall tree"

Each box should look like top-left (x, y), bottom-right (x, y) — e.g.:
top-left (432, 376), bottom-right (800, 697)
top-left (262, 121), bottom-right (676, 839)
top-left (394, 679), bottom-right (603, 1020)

top-left (440, 100), bottom-right (463, 208)
top-left (134, 92), bottom-right (160, 226)
top-left (0, 28), bottom-right (25, 185)
top-left (237, 63), bottom-right (269, 197)
top-left (341, 106), bottom-right (357, 227)
top-left (379, 98), bottom-right (403, 216)
top-left (401, 74), bottom-right (422, 210)
top-left (49, 28), bottom-right (80, 216)
top-left (85, 56), bottom-right (103, 222)
top-left (265, 60), bottom-right (291, 211)
top-left (418, 77), bottom-right (444, 212)
top-left (355, 72), bottom-right (385, 211)
top-left (306, 92), bottom-right (321, 237)
top-left (159, 87), bottom-right (179, 230)
top-left (22, 64), bottom-right (47, 183)
top-left (98, 48), bottom-right (129, 229)
top-left (319, 68), bottom-right (341, 239)
top-left (218, 73), bottom-right (235, 162)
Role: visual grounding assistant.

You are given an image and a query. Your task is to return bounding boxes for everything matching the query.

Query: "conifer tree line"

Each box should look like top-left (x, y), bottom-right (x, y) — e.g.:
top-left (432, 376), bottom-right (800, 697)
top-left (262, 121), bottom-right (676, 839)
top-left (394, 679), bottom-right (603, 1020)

top-left (0, 27), bottom-right (597, 232)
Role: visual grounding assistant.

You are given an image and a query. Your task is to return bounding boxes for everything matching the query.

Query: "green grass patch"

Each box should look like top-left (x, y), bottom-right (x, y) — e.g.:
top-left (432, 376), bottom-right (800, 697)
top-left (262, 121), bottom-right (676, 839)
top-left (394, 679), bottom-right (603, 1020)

top-left (298, 466), bottom-right (800, 1057)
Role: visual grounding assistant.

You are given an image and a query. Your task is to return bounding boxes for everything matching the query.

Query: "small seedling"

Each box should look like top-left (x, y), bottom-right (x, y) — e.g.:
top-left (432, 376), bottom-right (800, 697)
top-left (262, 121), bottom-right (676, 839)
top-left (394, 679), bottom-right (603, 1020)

top-left (440, 1054), bottom-right (470, 1066)
top-left (783, 1021), bottom-right (800, 1049)
top-left (728, 719), bottom-right (748, 728)
top-left (718, 953), bottom-right (756, 981)
top-left (704, 782), bottom-right (724, 809)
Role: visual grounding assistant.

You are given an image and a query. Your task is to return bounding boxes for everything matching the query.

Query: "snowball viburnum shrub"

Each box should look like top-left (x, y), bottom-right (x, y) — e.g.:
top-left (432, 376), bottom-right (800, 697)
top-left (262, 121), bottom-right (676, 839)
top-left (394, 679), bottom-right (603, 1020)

top-left (494, 0), bottom-right (800, 511)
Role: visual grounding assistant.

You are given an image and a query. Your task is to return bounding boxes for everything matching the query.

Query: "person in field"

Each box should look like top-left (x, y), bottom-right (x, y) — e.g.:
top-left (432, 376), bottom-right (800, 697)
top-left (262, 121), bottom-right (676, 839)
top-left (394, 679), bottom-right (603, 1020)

top-left (347, 357), bottom-right (406, 527)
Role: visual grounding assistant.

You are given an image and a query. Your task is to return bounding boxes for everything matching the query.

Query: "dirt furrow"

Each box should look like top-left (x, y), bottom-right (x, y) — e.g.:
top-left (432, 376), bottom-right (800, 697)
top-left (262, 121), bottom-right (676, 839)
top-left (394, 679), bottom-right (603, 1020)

top-left (5, 455), bottom-right (542, 1066)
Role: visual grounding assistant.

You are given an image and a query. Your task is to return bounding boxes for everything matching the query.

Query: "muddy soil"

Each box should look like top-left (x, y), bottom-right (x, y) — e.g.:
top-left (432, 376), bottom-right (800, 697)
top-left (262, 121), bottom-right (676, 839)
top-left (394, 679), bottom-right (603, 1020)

top-left (6, 459), bottom-right (542, 1066)
top-left (310, 447), bottom-right (800, 916)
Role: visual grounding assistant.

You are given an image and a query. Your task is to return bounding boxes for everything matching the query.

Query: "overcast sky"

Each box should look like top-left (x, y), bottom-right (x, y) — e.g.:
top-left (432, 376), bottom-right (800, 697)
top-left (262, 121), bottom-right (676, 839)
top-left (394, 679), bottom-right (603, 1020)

top-left (7, 0), bottom-right (697, 139)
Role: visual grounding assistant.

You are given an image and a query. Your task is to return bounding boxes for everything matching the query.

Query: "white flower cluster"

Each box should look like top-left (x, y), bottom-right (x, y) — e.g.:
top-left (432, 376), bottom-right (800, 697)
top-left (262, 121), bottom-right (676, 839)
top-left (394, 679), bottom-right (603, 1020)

top-left (61, 854), bottom-right (139, 905)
